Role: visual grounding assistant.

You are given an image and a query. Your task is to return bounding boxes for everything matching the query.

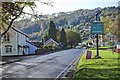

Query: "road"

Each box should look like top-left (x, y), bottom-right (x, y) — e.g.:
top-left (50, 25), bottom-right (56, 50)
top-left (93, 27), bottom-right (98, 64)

top-left (0, 49), bottom-right (85, 78)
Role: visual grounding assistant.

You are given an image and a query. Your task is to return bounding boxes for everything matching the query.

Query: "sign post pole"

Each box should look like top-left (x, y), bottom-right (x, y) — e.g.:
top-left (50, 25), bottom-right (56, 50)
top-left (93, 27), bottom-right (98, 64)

top-left (91, 10), bottom-right (104, 57)
top-left (96, 34), bottom-right (99, 56)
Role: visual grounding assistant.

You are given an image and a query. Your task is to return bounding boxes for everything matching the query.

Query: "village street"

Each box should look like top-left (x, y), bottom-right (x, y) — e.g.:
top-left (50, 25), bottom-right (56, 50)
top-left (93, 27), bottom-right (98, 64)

top-left (0, 49), bottom-right (85, 78)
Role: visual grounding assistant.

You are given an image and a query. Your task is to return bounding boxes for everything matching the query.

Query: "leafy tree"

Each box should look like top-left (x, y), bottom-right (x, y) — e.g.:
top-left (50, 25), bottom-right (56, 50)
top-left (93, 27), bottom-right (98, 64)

top-left (111, 15), bottom-right (120, 41)
top-left (66, 30), bottom-right (81, 48)
top-left (48, 21), bottom-right (57, 41)
top-left (101, 16), bottom-right (111, 34)
top-left (0, 2), bottom-right (35, 37)
top-left (60, 28), bottom-right (67, 46)
top-left (0, 1), bottom-right (53, 37)
top-left (43, 32), bottom-right (49, 42)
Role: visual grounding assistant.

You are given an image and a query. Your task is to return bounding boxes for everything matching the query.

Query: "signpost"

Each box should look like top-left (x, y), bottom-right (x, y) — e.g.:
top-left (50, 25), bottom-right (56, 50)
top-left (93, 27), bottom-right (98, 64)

top-left (91, 21), bottom-right (104, 34)
top-left (91, 10), bottom-right (104, 57)
top-left (91, 21), bottom-right (104, 57)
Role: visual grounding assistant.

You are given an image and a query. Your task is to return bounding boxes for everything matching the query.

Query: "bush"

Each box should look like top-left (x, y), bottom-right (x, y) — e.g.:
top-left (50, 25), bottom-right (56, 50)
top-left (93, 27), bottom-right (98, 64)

top-left (107, 41), bottom-right (113, 46)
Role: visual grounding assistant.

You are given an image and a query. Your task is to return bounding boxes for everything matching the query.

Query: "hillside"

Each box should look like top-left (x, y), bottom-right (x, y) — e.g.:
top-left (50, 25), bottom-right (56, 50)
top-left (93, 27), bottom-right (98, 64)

top-left (13, 6), bottom-right (119, 41)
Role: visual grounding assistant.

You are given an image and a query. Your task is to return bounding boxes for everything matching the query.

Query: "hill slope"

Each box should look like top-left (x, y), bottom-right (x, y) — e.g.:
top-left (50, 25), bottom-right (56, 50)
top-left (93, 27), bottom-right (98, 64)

top-left (14, 6), bottom-right (119, 41)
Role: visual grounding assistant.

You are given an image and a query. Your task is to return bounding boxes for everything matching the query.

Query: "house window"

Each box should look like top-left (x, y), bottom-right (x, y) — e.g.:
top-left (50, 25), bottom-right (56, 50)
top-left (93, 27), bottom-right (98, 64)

top-left (3, 33), bottom-right (10, 42)
top-left (18, 45), bottom-right (22, 54)
top-left (3, 35), bottom-right (7, 41)
top-left (5, 45), bottom-right (12, 53)
top-left (7, 33), bottom-right (10, 41)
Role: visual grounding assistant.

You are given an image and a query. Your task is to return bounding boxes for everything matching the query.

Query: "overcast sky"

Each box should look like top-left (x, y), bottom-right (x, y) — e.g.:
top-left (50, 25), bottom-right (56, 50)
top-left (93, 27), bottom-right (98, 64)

top-left (23, 0), bottom-right (119, 15)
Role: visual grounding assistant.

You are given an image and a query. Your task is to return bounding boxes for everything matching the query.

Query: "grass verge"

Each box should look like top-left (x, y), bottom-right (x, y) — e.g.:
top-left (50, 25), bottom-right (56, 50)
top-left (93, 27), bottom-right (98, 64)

top-left (73, 49), bottom-right (120, 79)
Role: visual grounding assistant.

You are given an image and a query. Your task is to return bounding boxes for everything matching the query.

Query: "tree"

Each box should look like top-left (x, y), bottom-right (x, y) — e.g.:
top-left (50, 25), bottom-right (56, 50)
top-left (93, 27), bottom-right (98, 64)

top-left (0, 2), bottom-right (35, 37)
top-left (60, 28), bottom-right (67, 46)
top-left (66, 30), bottom-right (81, 48)
top-left (43, 32), bottom-right (49, 42)
top-left (111, 15), bottom-right (120, 41)
top-left (0, 1), bottom-right (53, 37)
top-left (48, 21), bottom-right (57, 41)
top-left (101, 16), bottom-right (111, 34)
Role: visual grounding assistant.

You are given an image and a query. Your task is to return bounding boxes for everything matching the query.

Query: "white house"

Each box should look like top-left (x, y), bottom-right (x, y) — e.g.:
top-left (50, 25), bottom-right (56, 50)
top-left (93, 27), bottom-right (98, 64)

top-left (0, 27), bottom-right (37, 56)
top-left (44, 38), bottom-right (59, 47)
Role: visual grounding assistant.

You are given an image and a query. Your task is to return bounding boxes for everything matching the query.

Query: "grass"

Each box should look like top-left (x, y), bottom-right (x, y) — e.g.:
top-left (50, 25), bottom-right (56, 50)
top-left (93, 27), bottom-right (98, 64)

top-left (73, 49), bottom-right (120, 79)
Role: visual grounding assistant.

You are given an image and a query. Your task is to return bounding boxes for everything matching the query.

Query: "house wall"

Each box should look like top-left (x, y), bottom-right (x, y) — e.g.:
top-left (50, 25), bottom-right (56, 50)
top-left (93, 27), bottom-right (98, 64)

top-left (1, 31), bottom-right (18, 56)
top-left (26, 42), bottom-right (37, 54)
top-left (18, 32), bottom-right (27, 46)
top-left (1, 27), bottom-right (34, 56)
top-left (17, 32), bottom-right (29, 55)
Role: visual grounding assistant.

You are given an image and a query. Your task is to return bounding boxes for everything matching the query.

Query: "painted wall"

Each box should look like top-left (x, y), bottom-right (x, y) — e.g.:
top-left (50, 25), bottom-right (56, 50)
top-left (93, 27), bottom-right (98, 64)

top-left (1, 29), bottom-right (29, 56)
top-left (17, 32), bottom-right (29, 55)
top-left (26, 42), bottom-right (37, 54)
top-left (1, 31), bottom-right (18, 56)
top-left (1, 28), bottom-right (36, 56)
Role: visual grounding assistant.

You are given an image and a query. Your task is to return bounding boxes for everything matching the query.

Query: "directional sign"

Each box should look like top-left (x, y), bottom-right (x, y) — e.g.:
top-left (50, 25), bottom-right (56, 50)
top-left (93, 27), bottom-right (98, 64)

top-left (91, 21), bottom-right (104, 34)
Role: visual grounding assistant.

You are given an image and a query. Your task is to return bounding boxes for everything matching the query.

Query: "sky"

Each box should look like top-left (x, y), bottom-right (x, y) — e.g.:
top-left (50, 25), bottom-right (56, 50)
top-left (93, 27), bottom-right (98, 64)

top-left (23, 0), bottom-right (119, 15)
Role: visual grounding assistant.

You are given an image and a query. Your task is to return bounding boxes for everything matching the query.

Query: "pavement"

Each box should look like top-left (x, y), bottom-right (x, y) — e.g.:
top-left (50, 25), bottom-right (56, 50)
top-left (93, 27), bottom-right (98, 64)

top-left (0, 55), bottom-right (40, 65)
top-left (0, 50), bottom-right (60, 65)
top-left (0, 49), bottom-right (85, 78)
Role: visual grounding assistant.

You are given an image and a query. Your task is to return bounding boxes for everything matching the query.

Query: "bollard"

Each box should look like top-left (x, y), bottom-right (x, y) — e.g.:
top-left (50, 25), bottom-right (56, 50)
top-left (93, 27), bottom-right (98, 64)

top-left (86, 50), bottom-right (92, 59)
top-left (116, 44), bottom-right (120, 53)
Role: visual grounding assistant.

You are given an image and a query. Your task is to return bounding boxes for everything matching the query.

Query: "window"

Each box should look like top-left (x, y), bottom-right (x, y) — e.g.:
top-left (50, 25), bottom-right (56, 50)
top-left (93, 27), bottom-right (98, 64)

top-left (5, 45), bottom-right (12, 53)
top-left (3, 33), bottom-right (10, 42)
top-left (7, 33), bottom-right (10, 41)
top-left (3, 35), bottom-right (7, 41)
top-left (18, 45), bottom-right (22, 54)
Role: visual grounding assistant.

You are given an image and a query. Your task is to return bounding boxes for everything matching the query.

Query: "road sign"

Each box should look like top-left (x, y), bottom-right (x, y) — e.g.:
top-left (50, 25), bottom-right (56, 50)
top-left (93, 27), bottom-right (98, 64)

top-left (91, 21), bottom-right (104, 34)
top-left (91, 34), bottom-right (97, 39)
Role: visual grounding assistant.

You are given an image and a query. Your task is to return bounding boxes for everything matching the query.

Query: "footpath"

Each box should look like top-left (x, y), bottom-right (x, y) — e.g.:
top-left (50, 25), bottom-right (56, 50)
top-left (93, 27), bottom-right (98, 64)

top-left (0, 49), bottom-right (69, 65)
top-left (0, 55), bottom-right (39, 65)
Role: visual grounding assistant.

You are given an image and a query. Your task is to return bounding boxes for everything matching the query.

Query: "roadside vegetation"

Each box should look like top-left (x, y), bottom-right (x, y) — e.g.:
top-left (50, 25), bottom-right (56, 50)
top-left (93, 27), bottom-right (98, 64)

top-left (73, 48), bottom-right (120, 79)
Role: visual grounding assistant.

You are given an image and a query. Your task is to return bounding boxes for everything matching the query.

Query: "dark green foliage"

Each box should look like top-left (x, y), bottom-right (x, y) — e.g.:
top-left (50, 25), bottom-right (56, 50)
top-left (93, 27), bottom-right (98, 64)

top-left (60, 28), bottom-right (67, 46)
top-left (48, 21), bottom-right (57, 41)
top-left (17, 6), bottom-right (118, 41)
top-left (66, 30), bottom-right (81, 48)
top-left (43, 33), bottom-right (49, 42)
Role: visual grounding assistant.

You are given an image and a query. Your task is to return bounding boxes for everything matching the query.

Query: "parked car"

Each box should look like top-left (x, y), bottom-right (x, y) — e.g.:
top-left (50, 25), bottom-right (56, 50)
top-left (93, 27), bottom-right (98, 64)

top-left (87, 43), bottom-right (94, 48)
top-left (75, 46), bottom-right (81, 49)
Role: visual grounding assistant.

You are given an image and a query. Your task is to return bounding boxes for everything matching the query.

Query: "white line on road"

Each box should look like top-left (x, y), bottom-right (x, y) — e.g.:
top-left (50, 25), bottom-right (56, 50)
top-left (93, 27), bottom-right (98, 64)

top-left (55, 49), bottom-right (85, 79)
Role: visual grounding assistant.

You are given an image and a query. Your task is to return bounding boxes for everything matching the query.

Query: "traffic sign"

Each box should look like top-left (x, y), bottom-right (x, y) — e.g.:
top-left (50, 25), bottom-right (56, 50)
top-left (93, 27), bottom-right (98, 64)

top-left (91, 21), bottom-right (104, 34)
top-left (91, 34), bottom-right (97, 39)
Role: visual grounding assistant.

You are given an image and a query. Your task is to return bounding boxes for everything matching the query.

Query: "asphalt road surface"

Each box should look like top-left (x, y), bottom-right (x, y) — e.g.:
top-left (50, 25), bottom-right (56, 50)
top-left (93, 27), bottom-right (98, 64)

top-left (0, 49), bottom-right (85, 78)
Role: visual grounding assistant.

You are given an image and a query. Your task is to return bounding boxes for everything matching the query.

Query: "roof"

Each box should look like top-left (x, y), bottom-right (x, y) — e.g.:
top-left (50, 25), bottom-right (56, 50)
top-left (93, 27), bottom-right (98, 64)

top-left (27, 41), bottom-right (43, 47)
top-left (12, 27), bottom-right (29, 38)
top-left (44, 38), bottom-right (59, 46)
